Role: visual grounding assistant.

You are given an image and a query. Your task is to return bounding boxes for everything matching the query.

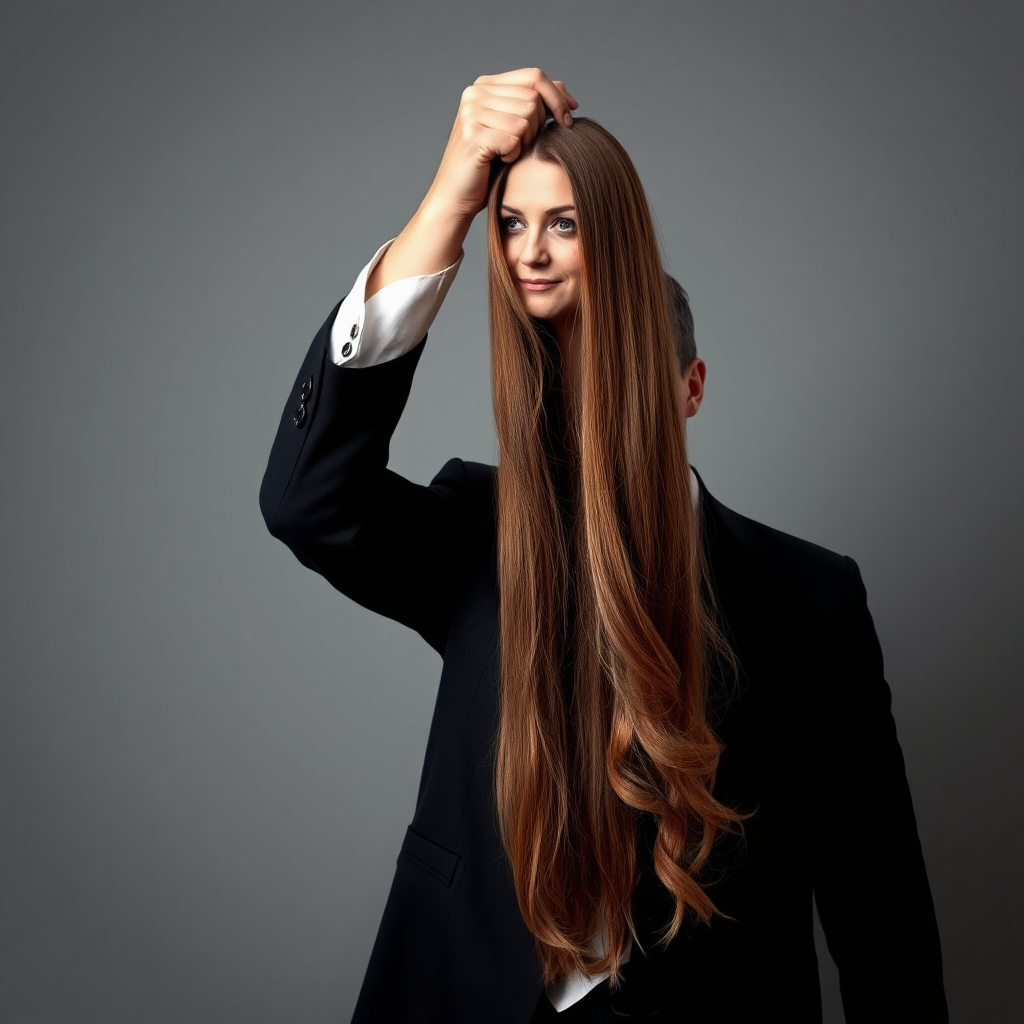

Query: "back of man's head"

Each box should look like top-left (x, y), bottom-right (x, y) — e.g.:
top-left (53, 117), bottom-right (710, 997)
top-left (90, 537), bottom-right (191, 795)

top-left (665, 274), bottom-right (696, 372)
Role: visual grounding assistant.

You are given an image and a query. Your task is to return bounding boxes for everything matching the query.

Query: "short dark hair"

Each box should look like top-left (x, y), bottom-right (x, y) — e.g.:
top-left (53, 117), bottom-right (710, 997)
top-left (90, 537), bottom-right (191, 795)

top-left (665, 273), bottom-right (696, 371)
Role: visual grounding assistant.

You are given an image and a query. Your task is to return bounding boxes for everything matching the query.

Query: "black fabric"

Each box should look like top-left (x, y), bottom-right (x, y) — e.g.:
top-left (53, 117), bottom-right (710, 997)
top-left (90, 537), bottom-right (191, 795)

top-left (260, 303), bottom-right (948, 1023)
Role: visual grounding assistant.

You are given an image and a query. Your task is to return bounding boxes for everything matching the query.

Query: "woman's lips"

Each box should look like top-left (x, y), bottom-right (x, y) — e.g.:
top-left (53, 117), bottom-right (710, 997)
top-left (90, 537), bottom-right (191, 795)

top-left (519, 279), bottom-right (559, 291)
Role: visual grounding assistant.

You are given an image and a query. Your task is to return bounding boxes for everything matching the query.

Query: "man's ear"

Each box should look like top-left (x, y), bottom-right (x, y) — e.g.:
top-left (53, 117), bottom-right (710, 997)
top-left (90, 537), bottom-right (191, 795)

top-left (676, 358), bottom-right (706, 418)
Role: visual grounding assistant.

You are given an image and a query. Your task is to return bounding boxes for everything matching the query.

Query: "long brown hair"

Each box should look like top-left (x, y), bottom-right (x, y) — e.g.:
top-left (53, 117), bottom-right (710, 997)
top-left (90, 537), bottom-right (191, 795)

top-left (488, 117), bottom-right (749, 986)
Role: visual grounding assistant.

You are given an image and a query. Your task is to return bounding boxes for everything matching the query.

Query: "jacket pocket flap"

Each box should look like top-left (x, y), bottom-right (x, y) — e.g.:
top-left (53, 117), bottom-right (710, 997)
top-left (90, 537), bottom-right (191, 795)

top-left (399, 826), bottom-right (460, 886)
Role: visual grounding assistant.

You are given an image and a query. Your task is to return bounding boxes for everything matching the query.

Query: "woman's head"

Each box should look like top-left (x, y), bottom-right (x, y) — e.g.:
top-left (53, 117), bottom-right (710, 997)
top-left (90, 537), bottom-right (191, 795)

top-left (488, 116), bottom-right (678, 386)
top-left (497, 156), bottom-right (582, 342)
top-left (486, 118), bottom-right (747, 987)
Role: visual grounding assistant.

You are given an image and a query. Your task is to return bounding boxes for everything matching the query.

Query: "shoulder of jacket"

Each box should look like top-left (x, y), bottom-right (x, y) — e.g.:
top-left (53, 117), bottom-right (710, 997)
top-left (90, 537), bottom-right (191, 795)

top-left (750, 514), bottom-right (855, 615)
top-left (707, 491), bottom-right (853, 616)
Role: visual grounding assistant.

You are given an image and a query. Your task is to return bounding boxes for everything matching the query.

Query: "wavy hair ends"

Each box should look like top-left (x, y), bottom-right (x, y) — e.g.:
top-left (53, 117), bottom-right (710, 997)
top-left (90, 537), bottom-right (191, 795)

top-left (486, 117), bottom-right (749, 987)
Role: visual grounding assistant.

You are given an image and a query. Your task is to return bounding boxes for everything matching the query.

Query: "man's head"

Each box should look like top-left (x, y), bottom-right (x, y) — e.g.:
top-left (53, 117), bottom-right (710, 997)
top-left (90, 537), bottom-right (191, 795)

top-left (665, 273), bottom-right (706, 420)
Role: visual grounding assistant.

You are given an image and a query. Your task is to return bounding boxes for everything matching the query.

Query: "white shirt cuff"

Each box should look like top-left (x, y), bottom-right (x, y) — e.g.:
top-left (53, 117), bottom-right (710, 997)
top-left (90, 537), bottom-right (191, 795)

top-left (330, 239), bottom-right (463, 367)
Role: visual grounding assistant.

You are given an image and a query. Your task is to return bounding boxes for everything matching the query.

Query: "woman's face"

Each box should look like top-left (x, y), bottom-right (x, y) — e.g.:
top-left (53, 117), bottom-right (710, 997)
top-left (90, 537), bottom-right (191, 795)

top-left (500, 157), bottom-right (581, 341)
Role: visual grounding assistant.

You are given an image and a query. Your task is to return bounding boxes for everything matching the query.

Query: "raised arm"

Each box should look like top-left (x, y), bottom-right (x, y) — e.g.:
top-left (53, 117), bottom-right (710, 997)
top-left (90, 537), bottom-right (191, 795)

top-left (259, 303), bottom-right (481, 654)
top-left (259, 70), bottom-right (577, 654)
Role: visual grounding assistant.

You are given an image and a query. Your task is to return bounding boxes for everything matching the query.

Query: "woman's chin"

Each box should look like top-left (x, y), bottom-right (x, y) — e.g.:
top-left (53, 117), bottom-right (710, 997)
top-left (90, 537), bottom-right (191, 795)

top-left (523, 298), bottom-right (566, 322)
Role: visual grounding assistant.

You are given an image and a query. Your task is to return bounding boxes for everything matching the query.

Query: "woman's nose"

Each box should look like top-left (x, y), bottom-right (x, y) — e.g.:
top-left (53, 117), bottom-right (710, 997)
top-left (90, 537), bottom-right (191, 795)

top-left (520, 230), bottom-right (548, 265)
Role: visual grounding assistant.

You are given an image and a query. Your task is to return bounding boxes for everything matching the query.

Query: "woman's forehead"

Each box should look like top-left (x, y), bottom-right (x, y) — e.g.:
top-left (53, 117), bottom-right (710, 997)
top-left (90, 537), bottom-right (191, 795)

top-left (503, 158), bottom-right (574, 210)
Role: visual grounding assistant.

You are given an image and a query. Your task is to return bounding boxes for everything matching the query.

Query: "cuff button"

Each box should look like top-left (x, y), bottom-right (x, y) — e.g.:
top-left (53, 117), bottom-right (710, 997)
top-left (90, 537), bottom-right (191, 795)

top-left (349, 322), bottom-right (359, 339)
top-left (292, 402), bottom-right (306, 428)
top-left (341, 341), bottom-right (353, 358)
top-left (299, 376), bottom-right (313, 401)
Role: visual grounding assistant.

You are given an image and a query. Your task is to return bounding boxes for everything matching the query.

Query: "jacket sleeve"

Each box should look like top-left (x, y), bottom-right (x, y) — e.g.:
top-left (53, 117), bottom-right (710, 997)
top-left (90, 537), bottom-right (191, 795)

top-left (258, 300), bottom-right (488, 656)
top-left (811, 555), bottom-right (948, 1022)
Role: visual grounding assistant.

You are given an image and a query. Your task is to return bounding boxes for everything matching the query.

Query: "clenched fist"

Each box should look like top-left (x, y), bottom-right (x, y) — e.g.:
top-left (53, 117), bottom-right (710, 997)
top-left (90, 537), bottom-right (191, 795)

top-left (426, 67), bottom-right (579, 219)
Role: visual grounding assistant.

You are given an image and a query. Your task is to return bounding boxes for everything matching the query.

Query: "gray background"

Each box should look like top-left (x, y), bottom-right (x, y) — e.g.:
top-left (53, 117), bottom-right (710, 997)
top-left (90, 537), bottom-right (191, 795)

top-left (2, 1), bottom-right (1021, 1021)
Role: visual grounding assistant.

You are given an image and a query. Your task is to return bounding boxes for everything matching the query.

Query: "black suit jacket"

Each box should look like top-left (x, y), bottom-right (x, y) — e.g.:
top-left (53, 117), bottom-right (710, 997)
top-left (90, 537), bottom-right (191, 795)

top-left (259, 302), bottom-right (947, 1023)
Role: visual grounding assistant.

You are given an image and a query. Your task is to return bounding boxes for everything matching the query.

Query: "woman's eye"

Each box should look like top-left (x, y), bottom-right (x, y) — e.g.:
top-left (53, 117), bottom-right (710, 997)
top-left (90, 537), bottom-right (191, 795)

top-left (554, 218), bottom-right (577, 234)
top-left (502, 217), bottom-right (523, 232)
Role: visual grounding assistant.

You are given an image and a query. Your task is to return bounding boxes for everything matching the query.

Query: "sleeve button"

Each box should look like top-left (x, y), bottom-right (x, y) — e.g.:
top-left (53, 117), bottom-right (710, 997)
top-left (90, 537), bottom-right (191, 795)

top-left (349, 323), bottom-right (359, 339)
top-left (299, 376), bottom-right (313, 401)
top-left (341, 341), bottom-right (353, 358)
top-left (292, 402), bottom-right (306, 427)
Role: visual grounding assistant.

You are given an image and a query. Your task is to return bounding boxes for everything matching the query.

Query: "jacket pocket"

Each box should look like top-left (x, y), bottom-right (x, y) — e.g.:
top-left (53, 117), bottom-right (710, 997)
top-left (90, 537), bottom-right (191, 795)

top-left (399, 825), bottom-right (460, 887)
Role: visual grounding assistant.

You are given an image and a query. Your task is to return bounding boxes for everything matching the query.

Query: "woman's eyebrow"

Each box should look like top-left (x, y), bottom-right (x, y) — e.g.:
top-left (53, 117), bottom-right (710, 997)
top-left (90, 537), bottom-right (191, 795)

top-left (500, 204), bottom-right (576, 216)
